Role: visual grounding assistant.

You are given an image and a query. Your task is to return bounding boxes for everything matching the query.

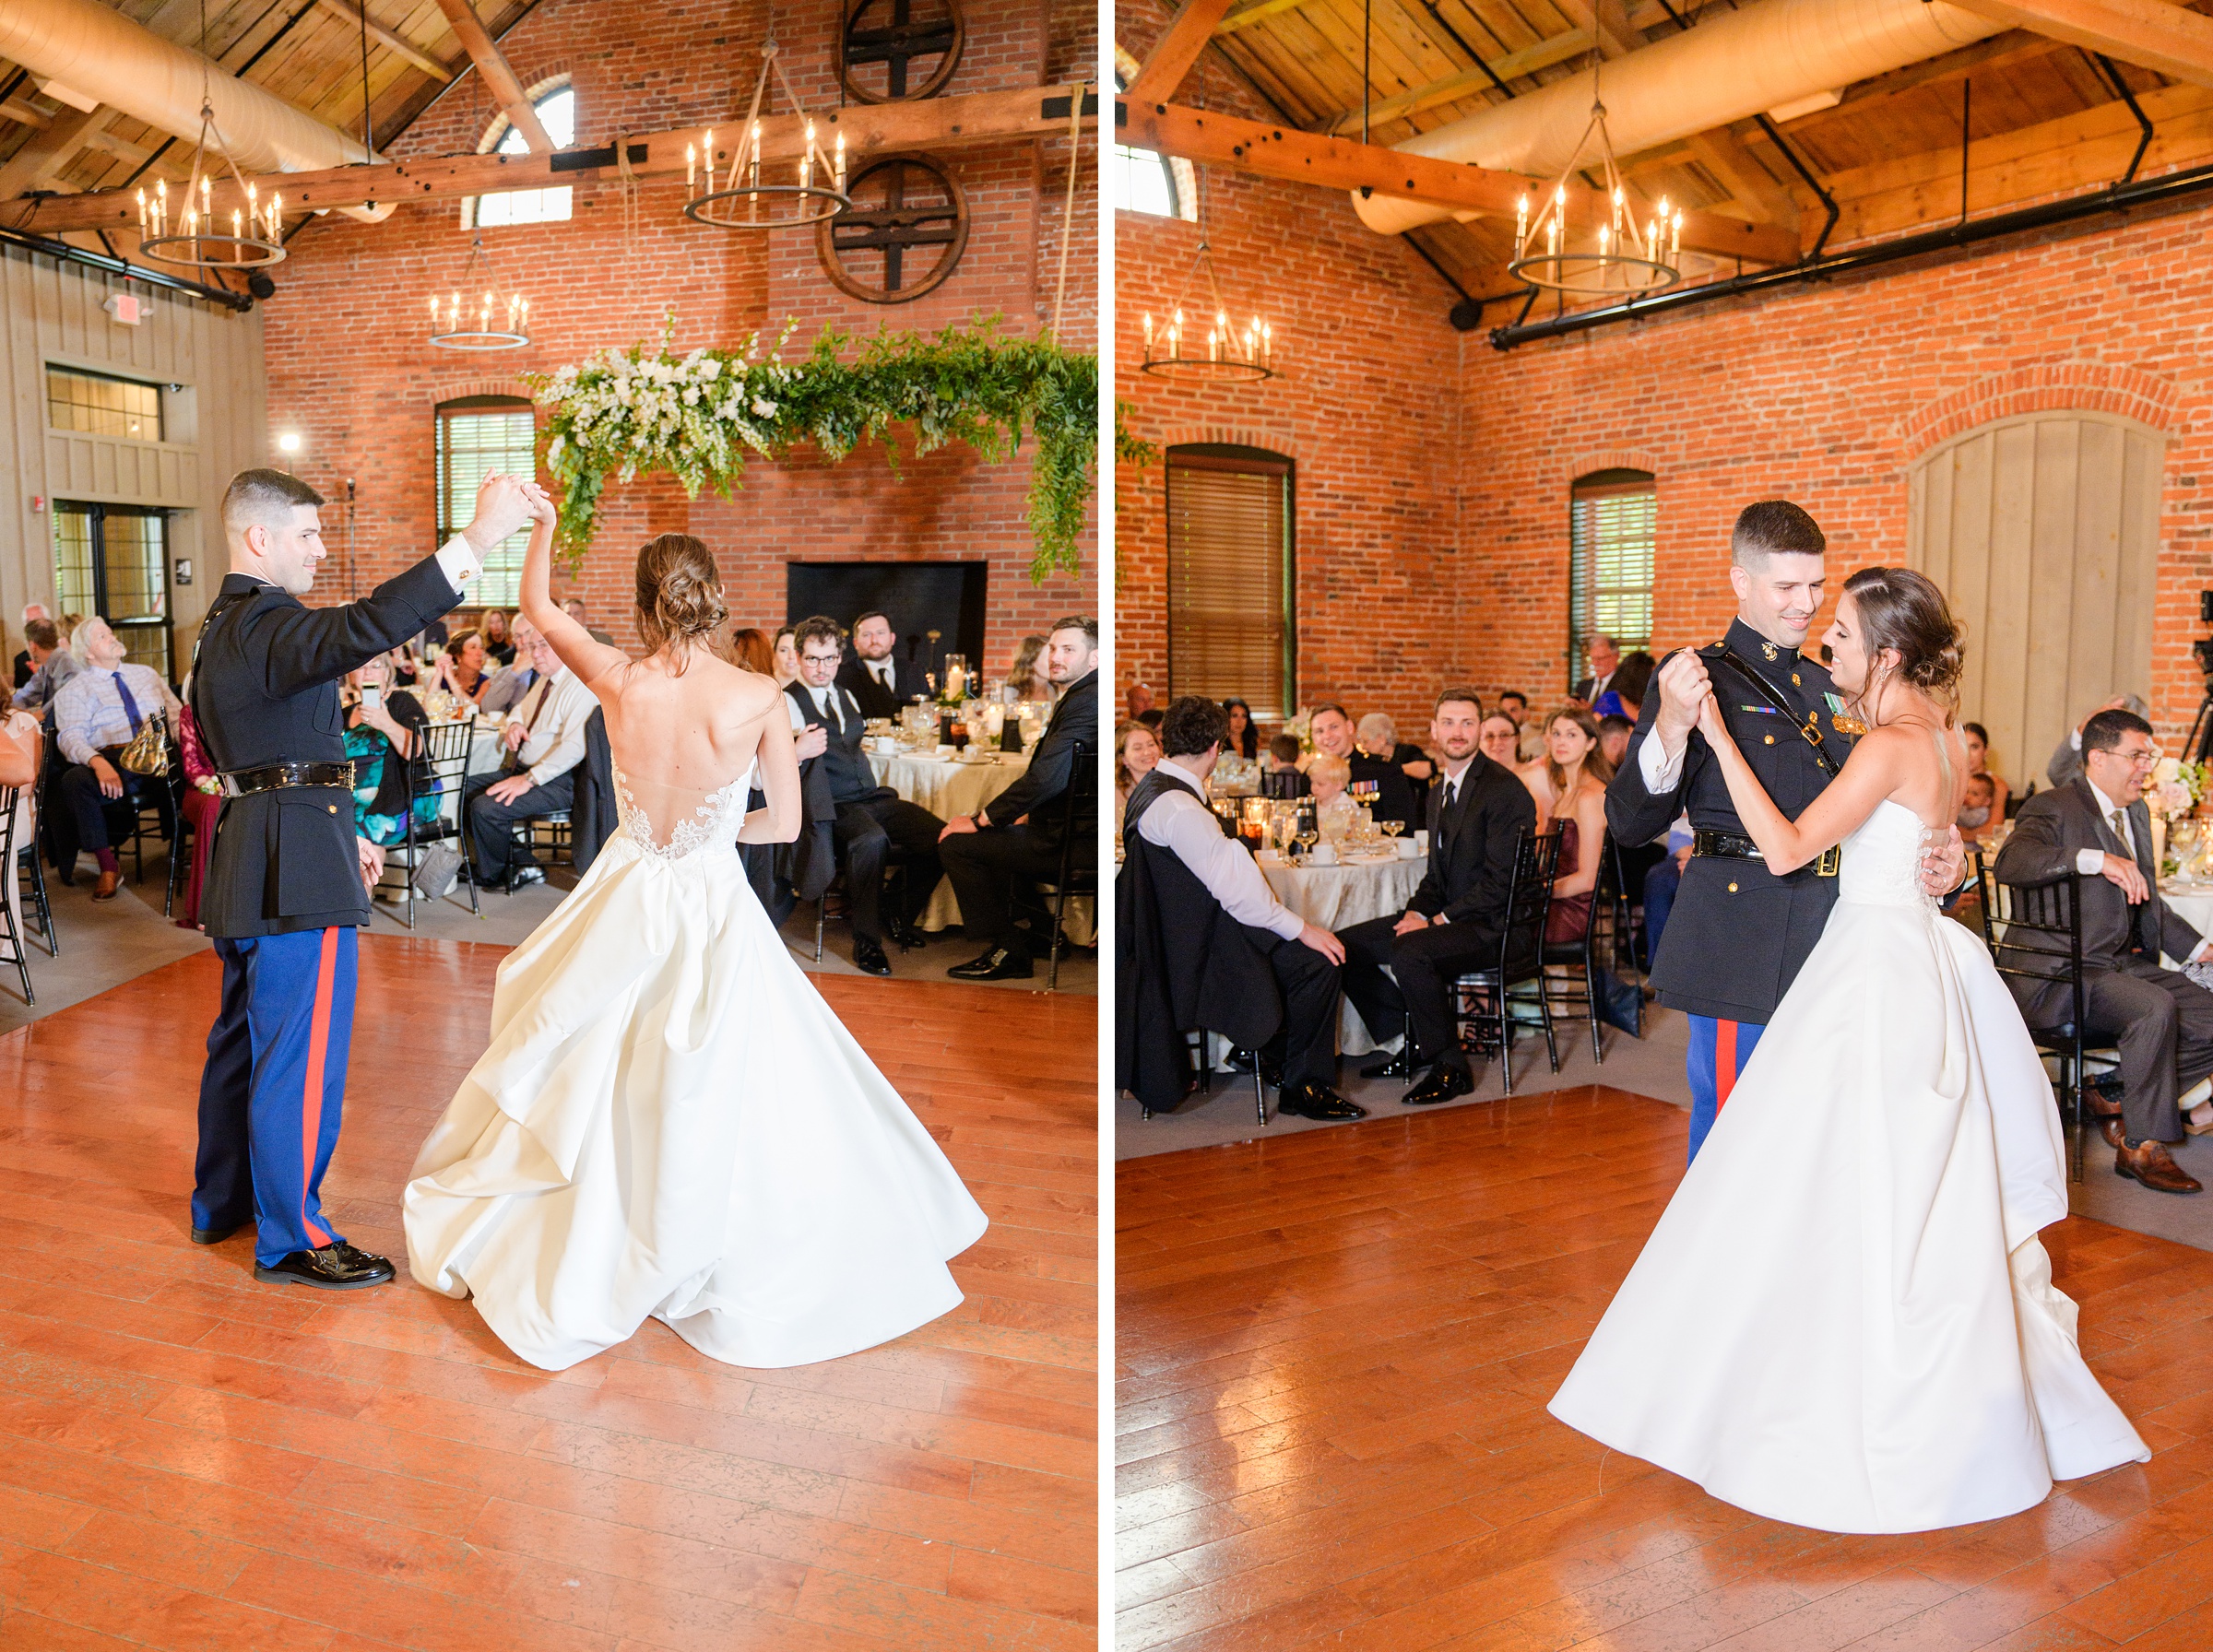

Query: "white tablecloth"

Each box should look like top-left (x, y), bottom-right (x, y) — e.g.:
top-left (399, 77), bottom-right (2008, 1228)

top-left (2162, 885), bottom-right (2213, 953)
top-left (1259, 848), bottom-right (1428, 1056)
top-left (867, 748), bottom-right (1094, 946)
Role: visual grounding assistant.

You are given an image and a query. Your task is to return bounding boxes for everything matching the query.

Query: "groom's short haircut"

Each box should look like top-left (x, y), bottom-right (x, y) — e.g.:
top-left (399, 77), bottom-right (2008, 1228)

top-left (1160, 695), bottom-right (1229, 759)
top-left (1732, 500), bottom-right (1826, 566)
top-left (793, 615), bottom-right (844, 655)
top-left (2084, 707), bottom-right (2155, 754)
top-left (220, 467), bottom-right (324, 537)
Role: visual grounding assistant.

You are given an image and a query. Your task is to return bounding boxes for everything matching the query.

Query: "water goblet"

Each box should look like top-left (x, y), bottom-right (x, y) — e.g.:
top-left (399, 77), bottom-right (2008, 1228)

top-left (1295, 828), bottom-right (1319, 862)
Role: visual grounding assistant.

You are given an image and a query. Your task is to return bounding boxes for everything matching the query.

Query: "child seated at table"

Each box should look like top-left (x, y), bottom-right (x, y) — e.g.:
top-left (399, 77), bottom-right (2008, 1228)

top-left (1260, 731), bottom-right (1308, 798)
top-left (1956, 771), bottom-right (1999, 846)
top-left (1308, 752), bottom-right (1356, 843)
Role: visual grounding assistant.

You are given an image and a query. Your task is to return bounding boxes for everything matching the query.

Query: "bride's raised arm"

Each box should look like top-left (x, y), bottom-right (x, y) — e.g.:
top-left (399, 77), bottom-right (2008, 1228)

top-left (1693, 691), bottom-right (1904, 874)
top-left (517, 490), bottom-right (628, 691)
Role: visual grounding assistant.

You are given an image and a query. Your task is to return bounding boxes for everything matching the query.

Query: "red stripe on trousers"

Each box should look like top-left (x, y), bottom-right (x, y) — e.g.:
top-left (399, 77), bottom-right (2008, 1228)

top-left (1713, 1019), bottom-right (1739, 1115)
top-left (298, 928), bottom-right (338, 1248)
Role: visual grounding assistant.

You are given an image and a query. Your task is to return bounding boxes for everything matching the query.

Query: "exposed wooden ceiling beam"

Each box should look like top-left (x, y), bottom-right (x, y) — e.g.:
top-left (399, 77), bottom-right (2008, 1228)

top-left (1947, 0), bottom-right (2213, 88)
top-left (1321, 30), bottom-right (1594, 135)
top-left (1216, 0), bottom-right (1316, 35)
top-left (0, 104), bottom-right (106, 199)
top-left (1128, 0), bottom-right (1241, 104)
top-left (0, 97), bottom-right (53, 128)
top-left (1122, 98), bottom-right (1803, 264)
top-left (0, 83), bottom-right (1094, 231)
top-left (313, 0), bottom-right (456, 85)
top-left (432, 0), bottom-right (553, 148)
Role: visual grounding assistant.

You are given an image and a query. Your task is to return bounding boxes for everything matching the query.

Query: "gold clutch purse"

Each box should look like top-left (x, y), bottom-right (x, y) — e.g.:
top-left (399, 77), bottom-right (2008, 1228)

top-left (119, 713), bottom-right (170, 777)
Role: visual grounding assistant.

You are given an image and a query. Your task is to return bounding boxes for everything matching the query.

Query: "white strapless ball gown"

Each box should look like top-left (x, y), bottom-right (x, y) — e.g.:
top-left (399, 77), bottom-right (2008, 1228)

top-left (401, 767), bottom-right (988, 1372)
top-left (1549, 798), bottom-right (2148, 1532)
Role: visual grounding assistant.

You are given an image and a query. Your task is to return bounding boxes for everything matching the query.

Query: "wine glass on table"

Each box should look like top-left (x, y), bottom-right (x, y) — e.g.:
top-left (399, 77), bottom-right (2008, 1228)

top-left (1295, 826), bottom-right (1319, 863)
top-left (1382, 818), bottom-right (1404, 845)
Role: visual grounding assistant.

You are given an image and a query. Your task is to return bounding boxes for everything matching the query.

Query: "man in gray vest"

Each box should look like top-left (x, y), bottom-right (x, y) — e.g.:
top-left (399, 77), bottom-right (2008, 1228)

top-left (786, 615), bottom-right (945, 976)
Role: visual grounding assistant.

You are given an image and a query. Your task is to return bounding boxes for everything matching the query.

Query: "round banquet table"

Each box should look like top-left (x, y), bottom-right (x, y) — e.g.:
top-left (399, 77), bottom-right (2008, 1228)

top-left (2161, 883), bottom-right (2213, 958)
top-left (867, 748), bottom-right (1095, 946)
top-left (1249, 847), bottom-right (1428, 1056)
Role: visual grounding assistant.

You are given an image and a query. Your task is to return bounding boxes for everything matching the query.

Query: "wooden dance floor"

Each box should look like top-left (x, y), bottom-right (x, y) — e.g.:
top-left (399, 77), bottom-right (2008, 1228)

top-left (0, 937), bottom-right (1095, 1650)
top-left (1119, 1084), bottom-right (2213, 1652)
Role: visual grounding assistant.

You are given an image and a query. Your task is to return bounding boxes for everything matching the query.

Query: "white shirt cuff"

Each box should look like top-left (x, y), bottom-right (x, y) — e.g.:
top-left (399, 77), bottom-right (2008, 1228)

top-left (1268, 905), bottom-right (1305, 940)
top-left (2077, 847), bottom-right (2108, 875)
top-left (1639, 731), bottom-right (1685, 795)
top-left (434, 535), bottom-right (483, 592)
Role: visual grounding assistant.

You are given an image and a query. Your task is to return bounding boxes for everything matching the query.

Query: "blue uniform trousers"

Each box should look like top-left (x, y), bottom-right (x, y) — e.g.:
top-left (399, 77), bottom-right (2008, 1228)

top-left (1686, 1013), bottom-right (1765, 1165)
top-left (192, 928), bottom-right (358, 1266)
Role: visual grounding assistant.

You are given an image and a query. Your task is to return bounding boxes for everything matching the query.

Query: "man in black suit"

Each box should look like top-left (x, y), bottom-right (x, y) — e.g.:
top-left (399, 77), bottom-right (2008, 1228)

top-left (1573, 634), bottom-right (1622, 705)
top-left (189, 466), bottom-right (535, 1289)
top-left (940, 615), bottom-right (1097, 980)
top-left (1995, 708), bottom-right (2213, 1195)
top-left (1334, 688), bottom-right (1538, 1104)
top-left (838, 610), bottom-right (917, 721)
top-left (787, 615), bottom-right (945, 976)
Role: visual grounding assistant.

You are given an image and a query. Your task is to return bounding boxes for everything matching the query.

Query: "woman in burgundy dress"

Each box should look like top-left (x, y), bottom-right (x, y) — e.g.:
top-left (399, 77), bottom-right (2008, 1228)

top-left (1522, 704), bottom-right (1615, 945)
top-left (174, 699), bottom-right (223, 929)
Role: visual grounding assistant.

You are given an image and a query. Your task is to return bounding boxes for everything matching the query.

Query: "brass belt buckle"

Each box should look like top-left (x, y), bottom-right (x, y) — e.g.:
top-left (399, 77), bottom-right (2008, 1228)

top-left (1816, 844), bottom-right (1841, 877)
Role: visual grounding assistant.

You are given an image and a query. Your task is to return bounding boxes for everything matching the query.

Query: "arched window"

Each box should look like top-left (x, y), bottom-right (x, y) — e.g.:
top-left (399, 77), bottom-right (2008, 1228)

top-left (1569, 468), bottom-right (1656, 687)
top-left (1166, 443), bottom-right (1296, 713)
top-left (467, 83), bottom-right (575, 229)
top-left (1112, 53), bottom-right (1197, 222)
top-left (436, 395), bottom-right (536, 605)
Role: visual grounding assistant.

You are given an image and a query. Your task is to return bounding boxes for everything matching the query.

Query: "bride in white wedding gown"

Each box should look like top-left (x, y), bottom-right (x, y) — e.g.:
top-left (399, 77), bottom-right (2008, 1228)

top-left (402, 506), bottom-right (987, 1372)
top-left (1550, 567), bottom-right (2147, 1533)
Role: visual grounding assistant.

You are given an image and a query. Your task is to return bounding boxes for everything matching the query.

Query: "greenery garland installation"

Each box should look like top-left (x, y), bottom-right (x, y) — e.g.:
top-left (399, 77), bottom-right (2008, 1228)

top-left (527, 319), bottom-right (1098, 584)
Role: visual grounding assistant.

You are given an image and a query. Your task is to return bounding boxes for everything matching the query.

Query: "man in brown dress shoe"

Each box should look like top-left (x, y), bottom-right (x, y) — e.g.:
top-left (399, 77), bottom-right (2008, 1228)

top-left (1995, 708), bottom-right (2213, 1195)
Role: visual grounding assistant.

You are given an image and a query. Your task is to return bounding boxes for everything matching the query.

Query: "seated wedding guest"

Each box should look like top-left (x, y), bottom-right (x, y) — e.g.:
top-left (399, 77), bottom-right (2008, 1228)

top-left (9, 617), bottom-right (77, 712)
top-left (2048, 693), bottom-right (2148, 788)
top-left (1997, 707), bottom-right (2213, 1194)
top-left (941, 615), bottom-right (1096, 980)
top-left (772, 625), bottom-right (800, 688)
top-left (1961, 721), bottom-right (2010, 819)
top-left (1574, 635), bottom-right (1622, 704)
top-left (1223, 697), bottom-right (1260, 760)
top-left (1593, 651), bottom-right (1655, 724)
top-left (839, 610), bottom-right (917, 719)
top-left (343, 651), bottom-right (435, 845)
top-left (52, 617), bottom-right (182, 901)
top-left (1478, 713), bottom-right (1521, 769)
top-left (174, 695), bottom-right (221, 929)
top-left (729, 626), bottom-right (775, 677)
top-left (463, 618), bottom-right (595, 890)
top-left (1308, 752), bottom-right (1356, 841)
top-left (1522, 706), bottom-right (1614, 945)
top-left (479, 608), bottom-right (516, 667)
top-left (1957, 772), bottom-right (2000, 846)
top-left (1360, 710), bottom-right (1435, 826)
top-left (1127, 680), bottom-right (1155, 722)
top-left (391, 640), bottom-right (424, 687)
top-left (1309, 702), bottom-right (1415, 829)
top-left (562, 596), bottom-right (615, 644)
top-left (478, 616), bottom-right (547, 714)
top-left (1008, 634), bottom-right (1050, 702)
top-left (1497, 690), bottom-right (1528, 726)
top-left (1335, 688), bottom-right (1538, 1104)
top-left (1116, 718), bottom-right (1162, 833)
top-left (1597, 713), bottom-right (1633, 771)
top-left (11, 602), bottom-right (46, 690)
top-left (1260, 731), bottom-right (1308, 798)
top-left (1137, 707), bottom-right (1164, 731)
top-left (1118, 696), bottom-right (1362, 1121)
top-left (432, 627), bottom-right (491, 704)
top-left (787, 615), bottom-right (946, 976)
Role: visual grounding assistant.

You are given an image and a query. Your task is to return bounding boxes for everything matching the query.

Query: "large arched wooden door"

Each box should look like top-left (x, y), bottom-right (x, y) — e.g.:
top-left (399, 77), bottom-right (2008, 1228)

top-left (1907, 410), bottom-right (2165, 789)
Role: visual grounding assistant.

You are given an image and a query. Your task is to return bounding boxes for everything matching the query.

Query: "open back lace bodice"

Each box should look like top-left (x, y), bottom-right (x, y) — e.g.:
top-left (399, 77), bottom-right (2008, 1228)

top-left (612, 761), bottom-right (754, 861)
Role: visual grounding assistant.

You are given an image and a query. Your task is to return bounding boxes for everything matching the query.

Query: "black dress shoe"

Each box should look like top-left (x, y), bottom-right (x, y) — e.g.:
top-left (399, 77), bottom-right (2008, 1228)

top-left (1275, 1082), bottom-right (1368, 1121)
top-left (1402, 1063), bottom-right (1477, 1106)
top-left (255, 1241), bottom-right (395, 1290)
top-left (853, 937), bottom-right (893, 977)
top-left (191, 1222), bottom-right (244, 1245)
top-left (947, 947), bottom-right (1034, 981)
top-left (1360, 1049), bottom-right (1419, 1080)
top-left (886, 920), bottom-right (929, 951)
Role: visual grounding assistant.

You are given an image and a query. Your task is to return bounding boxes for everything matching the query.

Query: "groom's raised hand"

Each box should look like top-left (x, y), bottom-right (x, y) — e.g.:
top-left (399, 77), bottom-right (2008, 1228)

top-left (463, 473), bottom-right (535, 552)
top-left (1653, 651), bottom-right (1712, 751)
top-left (1918, 824), bottom-right (1968, 900)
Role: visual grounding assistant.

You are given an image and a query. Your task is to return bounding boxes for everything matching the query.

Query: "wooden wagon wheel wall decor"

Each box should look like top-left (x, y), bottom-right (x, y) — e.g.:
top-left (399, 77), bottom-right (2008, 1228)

top-left (817, 152), bottom-right (971, 303)
top-left (837, 0), bottom-right (964, 104)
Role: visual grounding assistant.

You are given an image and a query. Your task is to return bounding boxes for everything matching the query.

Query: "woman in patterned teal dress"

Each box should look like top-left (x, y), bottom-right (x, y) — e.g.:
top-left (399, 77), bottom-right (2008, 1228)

top-left (343, 650), bottom-right (441, 844)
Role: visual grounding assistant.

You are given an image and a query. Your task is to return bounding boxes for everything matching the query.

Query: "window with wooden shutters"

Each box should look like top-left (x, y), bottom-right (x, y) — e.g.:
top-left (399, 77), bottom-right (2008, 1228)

top-left (436, 395), bottom-right (536, 607)
top-left (1569, 469), bottom-right (1656, 685)
top-left (1166, 445), bottom-right (1295, 714)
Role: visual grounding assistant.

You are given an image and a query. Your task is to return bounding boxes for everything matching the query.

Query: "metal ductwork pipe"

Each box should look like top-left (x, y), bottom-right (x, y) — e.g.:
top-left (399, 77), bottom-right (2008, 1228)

top-left (1352, 0), bottom-right (2004, 236)
top-left (0, 0), bottom-right (396, 222)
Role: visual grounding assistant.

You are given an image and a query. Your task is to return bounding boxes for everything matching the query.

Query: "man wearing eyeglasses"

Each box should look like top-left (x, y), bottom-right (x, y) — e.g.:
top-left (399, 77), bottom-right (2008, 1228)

top-left (1996, 706), bottom-right (2213, 1194)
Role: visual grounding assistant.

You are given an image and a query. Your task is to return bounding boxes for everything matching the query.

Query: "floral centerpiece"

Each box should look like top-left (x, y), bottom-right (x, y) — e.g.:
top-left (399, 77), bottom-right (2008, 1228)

top-left (2151, 756), bottom-right (2210, 878)
top-left (528, 317), bottom-right (1096, 584)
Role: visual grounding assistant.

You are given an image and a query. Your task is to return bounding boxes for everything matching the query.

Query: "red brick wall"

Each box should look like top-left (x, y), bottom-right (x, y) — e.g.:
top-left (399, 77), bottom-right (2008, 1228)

top-left (1113, 6), bottom-right (1472, 742)
top-left (266, 0), bottom-right (1095, 660)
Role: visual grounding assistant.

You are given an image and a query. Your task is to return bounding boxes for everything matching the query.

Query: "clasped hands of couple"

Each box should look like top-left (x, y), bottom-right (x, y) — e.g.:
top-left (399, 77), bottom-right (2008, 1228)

top-left (349, 472), bottom-right (554, 892)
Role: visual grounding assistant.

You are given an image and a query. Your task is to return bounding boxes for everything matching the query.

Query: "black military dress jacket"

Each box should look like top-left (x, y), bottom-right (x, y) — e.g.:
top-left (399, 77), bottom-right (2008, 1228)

top-left (1604, 617), bottom-right (1859, 1023)
top-left (191, 557), bottom-right (466, 938)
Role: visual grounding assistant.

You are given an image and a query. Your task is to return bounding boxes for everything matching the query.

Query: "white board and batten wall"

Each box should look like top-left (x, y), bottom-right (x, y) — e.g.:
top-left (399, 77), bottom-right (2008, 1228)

top-left (0, 242), bottom-right (267, 676)
top-left (1907, 409), bottom-right (2164, 790)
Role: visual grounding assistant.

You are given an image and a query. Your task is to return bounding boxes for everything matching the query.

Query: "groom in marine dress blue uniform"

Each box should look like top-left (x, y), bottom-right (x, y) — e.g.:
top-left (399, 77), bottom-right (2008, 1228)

top-left (1607, 501), bottom-right (1965, 1162)
top-left (186, 466), bottom-right (538, 1288)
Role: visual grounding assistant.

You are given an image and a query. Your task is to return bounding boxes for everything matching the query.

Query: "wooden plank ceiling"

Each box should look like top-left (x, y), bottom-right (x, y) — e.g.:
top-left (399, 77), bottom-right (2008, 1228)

top-left (1175, 0), bottom-right (2210, 312)
top-left (0, 0), bottom-right (538, 218)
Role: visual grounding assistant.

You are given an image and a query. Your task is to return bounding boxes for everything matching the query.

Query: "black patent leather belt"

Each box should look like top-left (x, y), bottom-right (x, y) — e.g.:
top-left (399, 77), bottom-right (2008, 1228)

top-left (220, 761), bottom-right (356, 797)
top-left (1692, 830), bottom-right (1840, 877)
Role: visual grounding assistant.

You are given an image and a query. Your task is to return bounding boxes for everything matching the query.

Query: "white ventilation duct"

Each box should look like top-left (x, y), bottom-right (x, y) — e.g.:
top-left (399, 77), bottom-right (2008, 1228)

top-left (0, 0), bottom-right (396, 223)
top-left (1352, 0), bottom-right (2005, 235)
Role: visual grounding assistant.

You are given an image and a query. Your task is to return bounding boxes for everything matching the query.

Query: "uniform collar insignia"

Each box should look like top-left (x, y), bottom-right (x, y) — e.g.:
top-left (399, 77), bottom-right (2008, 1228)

top-left (1760, 641), bottom-right (1778, 661)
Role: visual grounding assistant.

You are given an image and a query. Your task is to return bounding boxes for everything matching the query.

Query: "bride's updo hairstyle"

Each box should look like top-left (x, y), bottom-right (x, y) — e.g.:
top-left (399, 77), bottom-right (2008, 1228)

top-left (1841, 566), bottom-right (1966, 716)
top-left (634, 533), bottom-right (728, 674)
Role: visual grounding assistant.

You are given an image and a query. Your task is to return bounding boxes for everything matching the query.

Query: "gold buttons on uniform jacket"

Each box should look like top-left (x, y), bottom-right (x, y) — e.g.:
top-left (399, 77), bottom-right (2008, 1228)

top-left (328, 804), bottom-right (337, 814)
top-left (1793, 673), bottom-right (1802, 686)
top-left (1764, 735), bottom-right (1775, 745)
top-left (1728, 881), bottom-right (1739, 892)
